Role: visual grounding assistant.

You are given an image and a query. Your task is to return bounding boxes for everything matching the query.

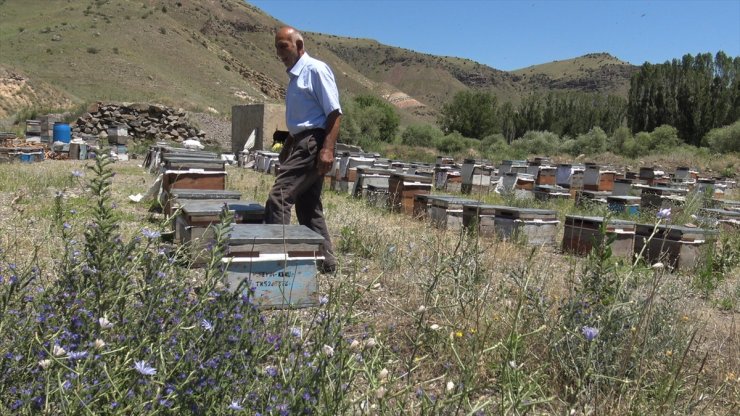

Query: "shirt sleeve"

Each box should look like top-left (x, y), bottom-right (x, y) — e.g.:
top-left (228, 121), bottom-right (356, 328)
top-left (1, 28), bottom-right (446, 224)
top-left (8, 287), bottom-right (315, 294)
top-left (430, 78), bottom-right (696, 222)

top-left (311, 63), bottom-right (342, 116)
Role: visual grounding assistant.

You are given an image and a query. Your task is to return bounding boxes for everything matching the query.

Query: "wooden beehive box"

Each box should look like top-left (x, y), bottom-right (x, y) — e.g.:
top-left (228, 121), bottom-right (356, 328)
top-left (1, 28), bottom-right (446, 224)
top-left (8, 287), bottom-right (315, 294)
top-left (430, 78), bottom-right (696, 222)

top-left (162, 170), bottom-right (226, 194)
top-left (413, 193), bottom-right (433, 220)
top-left (536, 167), bottom-right (557, 185)
top-left (429, 196), bottom-right (479, 230)
top-left (224, 224), bottom-right (325, 308)
top-left (494, 207), bottom-right (559, 246)
top-left (166, 188), bottom-right (242, 216)
top-left (534, 185), bottom-right (571, 201)
top-left (366, 184), bottom-right (390, 210)
top-left (575, 190), bottom-right (610, 208)
top-left (462, 204), bottom-right (507, 236)
top-left (176, 200), bottom-right (265, 246)
top-left (563, 215), bottom-right (636, 257)
top-left (634, 224), bottom-right (718, 270)
top-left (607, 195), bottom-right (641, 216)
top-left (388, 173), bottom-right (433, 215)
top-left (640, 186), bottom-right (688, 210)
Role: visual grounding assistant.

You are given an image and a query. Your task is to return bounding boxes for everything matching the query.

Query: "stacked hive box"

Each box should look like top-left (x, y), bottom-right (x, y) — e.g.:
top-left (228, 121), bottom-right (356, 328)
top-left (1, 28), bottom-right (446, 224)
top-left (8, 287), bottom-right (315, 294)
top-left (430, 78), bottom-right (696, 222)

top-left (428, 196), bottom-right (479, 230)
top-left (388, 173), bottom-right (432, 215)
top-left (224, 224), bottom-right (326, 308)
top-left (634, 224), bottom-right (717, 270)
top-left (494, 207), bottom-right (559, 246)
top-left (563, 215), bottom-right (636, 257)
top-left (462, 204), bottom-right (508, 237)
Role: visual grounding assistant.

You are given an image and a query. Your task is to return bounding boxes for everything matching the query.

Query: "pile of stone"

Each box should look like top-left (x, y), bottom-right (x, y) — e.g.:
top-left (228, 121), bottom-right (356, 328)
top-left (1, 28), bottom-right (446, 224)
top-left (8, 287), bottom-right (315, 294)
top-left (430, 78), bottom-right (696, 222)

top-left (72, 102), bottom-right (211, 144)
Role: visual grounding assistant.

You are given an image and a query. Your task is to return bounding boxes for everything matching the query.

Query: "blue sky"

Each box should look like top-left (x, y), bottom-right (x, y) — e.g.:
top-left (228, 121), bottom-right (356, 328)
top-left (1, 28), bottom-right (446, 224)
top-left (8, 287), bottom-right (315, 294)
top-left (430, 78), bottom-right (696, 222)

top-left (248, 0), bottom-right (740, 71)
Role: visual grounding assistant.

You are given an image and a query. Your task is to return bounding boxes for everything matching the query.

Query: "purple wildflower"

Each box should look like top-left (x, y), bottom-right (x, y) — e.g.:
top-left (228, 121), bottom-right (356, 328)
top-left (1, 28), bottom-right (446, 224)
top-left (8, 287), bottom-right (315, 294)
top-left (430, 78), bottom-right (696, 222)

top-left (657, 207), bottom-right (671, 220)
top-left (201, 319), bottom-right (214, 332)
top-left (133, 360), bottom-right (157, 376)
top-left (581, 326), bottom-right (599, 341)
top-left (141, 228), bottom-right (161, 239)
top-left (68, 350), bottom-right (88, 361)
top-left (319, 295), bottom-right (329, 305)
top-left (228, 400), bottom-right (244, 411)
top-left (265, 366), bottom-right (278, 377)
top-left (71, 170), bottom-right (84, 177)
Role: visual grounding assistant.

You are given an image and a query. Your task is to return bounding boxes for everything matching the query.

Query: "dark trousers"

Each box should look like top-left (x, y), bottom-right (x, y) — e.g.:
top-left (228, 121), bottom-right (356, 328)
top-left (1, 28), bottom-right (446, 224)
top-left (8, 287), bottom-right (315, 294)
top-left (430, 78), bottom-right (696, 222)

top-left (264, 130), bottom-right (336, 268)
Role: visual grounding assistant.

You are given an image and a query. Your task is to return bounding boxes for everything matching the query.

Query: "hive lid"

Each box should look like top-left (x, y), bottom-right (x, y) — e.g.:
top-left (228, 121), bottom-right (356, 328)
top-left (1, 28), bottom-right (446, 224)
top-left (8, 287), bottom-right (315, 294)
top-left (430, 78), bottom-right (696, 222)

top-left (495, 207), bottom-right (557, 219)
top-left (180, 200), bottom-right (263, 216)
top-left (700, 208), bottom-right (740, 218)
top-left (635, 223), bottom-right (718, 240)
top-left (389, 173), bottom-right (433, 184)
top-left (228, 224), bottom-right (325, 245)
top-left (170, 189), bottom-right (242, 200)
top-left (607, 195), bottom-right (642, 202)
top-left (565, 215), bottom-right (636, 227)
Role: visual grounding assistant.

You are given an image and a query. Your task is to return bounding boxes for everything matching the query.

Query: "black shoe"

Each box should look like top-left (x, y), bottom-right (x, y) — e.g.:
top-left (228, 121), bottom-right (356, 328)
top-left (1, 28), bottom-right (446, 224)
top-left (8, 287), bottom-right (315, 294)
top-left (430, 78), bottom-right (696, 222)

top-left (319, 263), bottom-right (337, 274)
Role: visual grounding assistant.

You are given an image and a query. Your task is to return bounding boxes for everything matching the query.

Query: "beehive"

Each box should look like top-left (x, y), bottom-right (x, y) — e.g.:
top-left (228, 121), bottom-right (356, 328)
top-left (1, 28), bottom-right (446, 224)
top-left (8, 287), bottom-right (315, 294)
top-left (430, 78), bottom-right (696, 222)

top-left (166, 189), bottom-right (242, 216)
top-left (428, 196), bottom-right (479, 230)
top-left (634, 224), bottom-right (718, 270)
top-left (462, 204), bottom-right (508, 236)
top-left (494, 207), bottom-right (559, 246)
top-left (224, 224), bottom-right (325, 308)
top-left (607, 195), bottom-right (641, 216)
top-left (388, 173), bottom-right (433, 215)
top-left (563, 215), bottom-right (636, 257)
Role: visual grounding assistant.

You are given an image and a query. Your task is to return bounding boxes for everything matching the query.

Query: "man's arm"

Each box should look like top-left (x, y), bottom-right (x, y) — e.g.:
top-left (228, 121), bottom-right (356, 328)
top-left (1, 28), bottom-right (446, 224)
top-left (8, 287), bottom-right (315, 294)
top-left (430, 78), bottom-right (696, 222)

top-left (317, 109), bottom-right (341, 175)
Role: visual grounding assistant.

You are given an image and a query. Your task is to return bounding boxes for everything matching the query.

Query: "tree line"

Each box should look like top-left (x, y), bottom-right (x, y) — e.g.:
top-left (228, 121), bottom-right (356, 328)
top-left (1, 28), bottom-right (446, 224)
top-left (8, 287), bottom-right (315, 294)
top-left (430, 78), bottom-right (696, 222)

top-left (627, 51), bottom-right (740, 146)
top-left (437, 51), bottom-right (739, 148)
top-left (338, 51), bottom-right (739, 155)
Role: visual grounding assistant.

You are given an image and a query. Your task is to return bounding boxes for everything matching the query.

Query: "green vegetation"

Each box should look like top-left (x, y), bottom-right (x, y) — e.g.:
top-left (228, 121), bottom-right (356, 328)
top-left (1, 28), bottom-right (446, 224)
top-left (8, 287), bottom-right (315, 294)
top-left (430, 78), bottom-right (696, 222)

top-left (1, 157), bottom-right (737, 414)
top-left (340, 94), bottom-right (400, 147)
top-left (628, 52), bottom-right (740, 146)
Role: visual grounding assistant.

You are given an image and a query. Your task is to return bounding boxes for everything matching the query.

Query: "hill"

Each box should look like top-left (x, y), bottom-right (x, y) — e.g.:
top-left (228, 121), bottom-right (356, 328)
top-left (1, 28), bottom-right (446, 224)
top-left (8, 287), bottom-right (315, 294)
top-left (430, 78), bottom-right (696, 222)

top-left (0, 0), bottom-right (638, 127)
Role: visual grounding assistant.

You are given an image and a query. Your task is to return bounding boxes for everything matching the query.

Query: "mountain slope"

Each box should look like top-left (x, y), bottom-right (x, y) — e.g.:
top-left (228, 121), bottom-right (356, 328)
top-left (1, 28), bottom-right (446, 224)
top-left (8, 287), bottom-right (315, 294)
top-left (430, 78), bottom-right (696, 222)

top-left (0, 0), bottom-right (637, 125)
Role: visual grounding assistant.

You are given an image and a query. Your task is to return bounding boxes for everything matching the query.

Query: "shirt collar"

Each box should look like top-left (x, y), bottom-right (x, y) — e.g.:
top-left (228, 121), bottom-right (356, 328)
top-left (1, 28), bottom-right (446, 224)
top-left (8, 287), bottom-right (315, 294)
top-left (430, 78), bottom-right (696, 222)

top-left (288, 52), bottom-right (310, 77)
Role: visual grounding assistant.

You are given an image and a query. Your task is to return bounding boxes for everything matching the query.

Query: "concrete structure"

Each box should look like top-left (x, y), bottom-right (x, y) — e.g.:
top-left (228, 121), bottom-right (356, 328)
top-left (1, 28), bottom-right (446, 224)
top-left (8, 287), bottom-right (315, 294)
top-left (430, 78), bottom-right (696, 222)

top-left (231, 104), bottom-right (287, 155)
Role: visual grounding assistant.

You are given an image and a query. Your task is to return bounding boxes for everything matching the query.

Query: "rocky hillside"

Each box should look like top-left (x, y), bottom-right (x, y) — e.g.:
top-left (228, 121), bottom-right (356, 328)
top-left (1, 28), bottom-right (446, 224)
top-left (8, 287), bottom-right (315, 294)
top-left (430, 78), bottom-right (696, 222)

top-left (0, 0), bottom-right (637, 126)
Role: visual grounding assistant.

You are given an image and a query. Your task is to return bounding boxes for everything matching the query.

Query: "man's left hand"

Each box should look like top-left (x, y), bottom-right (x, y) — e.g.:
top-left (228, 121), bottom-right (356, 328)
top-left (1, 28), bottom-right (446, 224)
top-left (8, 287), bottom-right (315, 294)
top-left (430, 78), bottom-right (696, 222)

top-left (317, 148), bottom-right (334, 176)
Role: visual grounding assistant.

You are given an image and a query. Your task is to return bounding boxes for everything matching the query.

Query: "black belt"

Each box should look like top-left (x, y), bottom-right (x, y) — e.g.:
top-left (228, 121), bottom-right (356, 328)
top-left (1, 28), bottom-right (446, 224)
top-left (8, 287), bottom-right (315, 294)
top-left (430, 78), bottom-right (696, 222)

top-left (292, 128), bottom-right (325, 141)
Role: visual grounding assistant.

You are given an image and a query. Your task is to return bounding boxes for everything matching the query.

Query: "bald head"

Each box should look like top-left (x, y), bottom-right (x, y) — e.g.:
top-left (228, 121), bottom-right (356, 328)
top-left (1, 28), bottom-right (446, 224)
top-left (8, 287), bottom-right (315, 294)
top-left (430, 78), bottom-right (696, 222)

top-left (275, 26), bottom-right (304, 68)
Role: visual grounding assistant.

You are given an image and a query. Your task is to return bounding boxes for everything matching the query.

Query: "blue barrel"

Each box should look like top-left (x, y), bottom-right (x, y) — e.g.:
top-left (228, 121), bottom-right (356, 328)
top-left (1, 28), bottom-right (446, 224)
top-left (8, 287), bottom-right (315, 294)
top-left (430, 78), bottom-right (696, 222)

top-left (53, 122), bottom-right (71, 143)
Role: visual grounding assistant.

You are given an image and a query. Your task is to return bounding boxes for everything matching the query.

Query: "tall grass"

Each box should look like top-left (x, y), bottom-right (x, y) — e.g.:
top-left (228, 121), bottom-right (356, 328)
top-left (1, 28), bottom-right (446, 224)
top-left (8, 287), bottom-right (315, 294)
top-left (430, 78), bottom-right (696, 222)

top-left (0, 158), bottom-right (737, 414)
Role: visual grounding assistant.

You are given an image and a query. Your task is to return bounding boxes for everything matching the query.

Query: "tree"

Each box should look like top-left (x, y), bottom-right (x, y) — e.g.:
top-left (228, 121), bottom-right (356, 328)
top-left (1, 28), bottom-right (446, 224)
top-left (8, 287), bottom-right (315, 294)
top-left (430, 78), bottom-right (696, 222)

top-left (401, 124), bottom-right (444, 147)
top-left (438, 91), bottom-right (499, 139)
top-left (339, 95), bottom-right (400, 146)
top-left (627, 51), bottom-right (740, 146)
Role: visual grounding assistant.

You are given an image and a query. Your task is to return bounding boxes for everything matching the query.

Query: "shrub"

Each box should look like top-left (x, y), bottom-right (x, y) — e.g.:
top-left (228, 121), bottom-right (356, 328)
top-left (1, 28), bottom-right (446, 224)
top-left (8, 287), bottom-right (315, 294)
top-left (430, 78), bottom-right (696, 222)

top-left (702, 120), bottom-right (740, 153)
top-left (86, 47), bottom-right (99, 54)
top-left (435, 131), bottom-right (468, 153)
top-left (401, 124), bottom-right (443, 147)
top-left (511, 130), bottom-right (560, 156)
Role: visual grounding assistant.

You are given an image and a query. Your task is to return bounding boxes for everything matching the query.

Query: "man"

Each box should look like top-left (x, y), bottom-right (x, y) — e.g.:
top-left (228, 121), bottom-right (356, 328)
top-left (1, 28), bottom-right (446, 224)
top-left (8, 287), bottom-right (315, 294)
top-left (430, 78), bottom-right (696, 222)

top-left (264, 26), bottom-right (340, 273)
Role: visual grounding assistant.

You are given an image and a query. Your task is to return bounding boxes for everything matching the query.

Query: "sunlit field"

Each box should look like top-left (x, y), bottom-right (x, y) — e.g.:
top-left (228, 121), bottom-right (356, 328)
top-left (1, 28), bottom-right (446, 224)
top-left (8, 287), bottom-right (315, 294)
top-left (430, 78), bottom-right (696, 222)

top-left (0, 156), bottom-right (737, 415)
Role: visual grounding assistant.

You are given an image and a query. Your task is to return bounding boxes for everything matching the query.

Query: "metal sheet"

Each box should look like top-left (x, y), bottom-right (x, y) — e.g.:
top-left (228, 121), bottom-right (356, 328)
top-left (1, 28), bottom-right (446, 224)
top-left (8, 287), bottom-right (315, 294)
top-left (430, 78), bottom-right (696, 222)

top-left (228, 224), bottom-right (325, 245)
top-left (180, 199), bottom-right (263, 216)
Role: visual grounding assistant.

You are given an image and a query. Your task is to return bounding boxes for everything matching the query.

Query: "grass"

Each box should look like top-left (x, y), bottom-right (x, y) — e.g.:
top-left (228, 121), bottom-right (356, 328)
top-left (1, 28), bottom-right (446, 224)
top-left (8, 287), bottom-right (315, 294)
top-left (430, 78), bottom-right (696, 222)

top-left (1, 155), bottom-right (738, 414)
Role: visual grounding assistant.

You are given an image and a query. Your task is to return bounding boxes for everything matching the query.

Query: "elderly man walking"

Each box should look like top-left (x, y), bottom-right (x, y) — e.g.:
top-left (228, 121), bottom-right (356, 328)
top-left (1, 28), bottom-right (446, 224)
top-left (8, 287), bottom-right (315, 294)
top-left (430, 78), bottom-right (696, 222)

top-left (264, 26), bottom-right (340, 273)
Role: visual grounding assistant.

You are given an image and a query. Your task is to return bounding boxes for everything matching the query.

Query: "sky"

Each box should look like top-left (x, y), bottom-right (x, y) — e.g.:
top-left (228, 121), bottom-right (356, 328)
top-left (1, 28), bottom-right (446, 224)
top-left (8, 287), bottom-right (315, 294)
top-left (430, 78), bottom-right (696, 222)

top-left (248, 0), bottom-right (740, 71)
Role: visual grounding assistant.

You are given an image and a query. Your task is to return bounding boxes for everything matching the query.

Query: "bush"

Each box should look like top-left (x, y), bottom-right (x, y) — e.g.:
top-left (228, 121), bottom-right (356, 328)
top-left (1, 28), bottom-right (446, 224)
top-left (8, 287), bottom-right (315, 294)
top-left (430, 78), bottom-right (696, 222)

top-left (564, 126), bottom-right (608, 156)
top-left (702, 120), bottom-right (740, 153)
top-left (401, 124), bottom-right (443, 147)
top-left (86, 47), bottom-right (99, 54)
top-left (511, 130), bottom-right (560, 156)
top-left (339, 95), bottom-right (399, 146)
top-left (435, 131), bottom-right (468, 153)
